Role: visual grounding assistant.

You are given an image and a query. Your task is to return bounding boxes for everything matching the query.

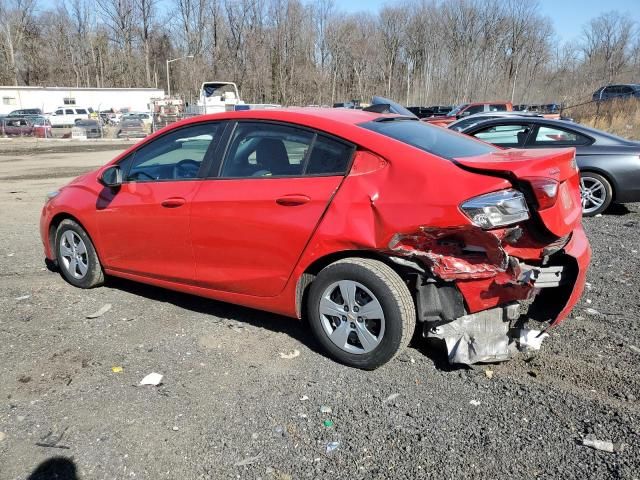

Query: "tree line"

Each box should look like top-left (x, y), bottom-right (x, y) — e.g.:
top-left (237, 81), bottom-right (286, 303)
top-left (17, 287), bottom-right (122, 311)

top-left (1, 0), bottom-right (639, 107)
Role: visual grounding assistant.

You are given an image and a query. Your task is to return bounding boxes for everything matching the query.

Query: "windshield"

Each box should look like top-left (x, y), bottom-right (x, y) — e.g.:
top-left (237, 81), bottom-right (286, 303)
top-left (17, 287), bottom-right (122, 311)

top-left (361, 119), bottom-right (498, 159)
top-left (447, 104), bottom-right (468, 116)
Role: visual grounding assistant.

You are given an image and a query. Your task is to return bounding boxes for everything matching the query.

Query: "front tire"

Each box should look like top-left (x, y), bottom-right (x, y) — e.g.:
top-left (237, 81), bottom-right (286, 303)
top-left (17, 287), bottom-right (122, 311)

top-left (307, 258), bottom-right (416, 370)
top-left (55, 219), bottom-right (104, 288)
top-left (580, 172), bottom-right (612, 216)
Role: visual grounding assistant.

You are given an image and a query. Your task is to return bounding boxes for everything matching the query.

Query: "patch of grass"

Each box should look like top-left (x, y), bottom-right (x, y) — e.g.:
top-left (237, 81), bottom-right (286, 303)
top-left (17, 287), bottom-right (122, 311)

top-left (566, 98), bottom-right (640, 140)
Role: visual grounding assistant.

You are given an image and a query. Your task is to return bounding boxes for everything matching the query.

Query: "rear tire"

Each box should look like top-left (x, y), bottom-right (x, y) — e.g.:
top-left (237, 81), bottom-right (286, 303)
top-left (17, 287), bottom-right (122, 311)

top-left (307, 258), bottom-right (416, 370)
top-left (580, 172), bottom-right (612, 216)
top-left (55, 219), bottom-right (104, 288)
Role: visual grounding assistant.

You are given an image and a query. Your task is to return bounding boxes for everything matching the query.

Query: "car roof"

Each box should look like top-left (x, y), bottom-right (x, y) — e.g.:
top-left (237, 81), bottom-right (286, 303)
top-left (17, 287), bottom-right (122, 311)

top-left (169, 107), bottom-right (401, 127)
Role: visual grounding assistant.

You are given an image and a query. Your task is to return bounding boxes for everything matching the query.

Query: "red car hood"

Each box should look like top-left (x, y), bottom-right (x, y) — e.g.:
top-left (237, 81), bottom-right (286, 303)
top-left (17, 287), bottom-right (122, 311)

top-left (455, 148), bottom-right (582, 237)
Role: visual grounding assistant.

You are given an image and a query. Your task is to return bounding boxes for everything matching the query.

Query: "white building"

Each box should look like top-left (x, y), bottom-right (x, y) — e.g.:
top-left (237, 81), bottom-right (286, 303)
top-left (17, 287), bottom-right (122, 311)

top-left (0, 86), bottom-right (165, 115)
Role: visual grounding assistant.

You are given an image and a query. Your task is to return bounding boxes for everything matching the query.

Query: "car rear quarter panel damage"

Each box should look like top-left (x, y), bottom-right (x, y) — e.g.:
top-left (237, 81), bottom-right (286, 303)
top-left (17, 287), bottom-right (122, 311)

top-left (295, 136), bottom-right (589, 359)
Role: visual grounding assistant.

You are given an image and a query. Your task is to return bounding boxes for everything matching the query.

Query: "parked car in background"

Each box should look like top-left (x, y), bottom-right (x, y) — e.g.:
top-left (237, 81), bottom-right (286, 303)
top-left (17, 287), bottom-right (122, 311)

top-left (459, 117), bottom-right (640, 216)
top-left (72, 119), bottom-right (102, 139)
top-left (122, 112), bottom-right (152, 128)
top-left (1, 116), bottom-right (34, 136)
top-left (8, 108), bottom-right (43, 117)
top-left (592, 84), bottom-right (640, 102)
top-left (32, 116), bottom-right (52, 138)
top-left (424, 101), bottom-right (513, 126)
top-left (41, 108), bottom-right (590, 368)
top-left (48, 107), bottom-right (91, 127)
top-left (407, 105), bottom-right (454, 118)
top-left (448, 111), bottom-right (544, 131)
top-left (116, 119), bottom-right (146, 138)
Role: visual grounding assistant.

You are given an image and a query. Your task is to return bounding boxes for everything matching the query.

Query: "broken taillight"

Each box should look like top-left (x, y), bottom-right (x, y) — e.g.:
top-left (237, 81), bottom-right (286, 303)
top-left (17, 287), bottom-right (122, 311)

top-left (460, 189), bottom-right (529, 229)
top-left (525, 177), bottom-right (559, 210)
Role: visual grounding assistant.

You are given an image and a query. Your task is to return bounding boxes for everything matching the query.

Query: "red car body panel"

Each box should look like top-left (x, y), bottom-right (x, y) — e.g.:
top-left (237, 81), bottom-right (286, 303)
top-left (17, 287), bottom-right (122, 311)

top-left (40, 108), bottom-right (590, 329)
top-left (95, 181), bottom-right (200, 283)
top-left (190, 176), bottom-right (343, 296)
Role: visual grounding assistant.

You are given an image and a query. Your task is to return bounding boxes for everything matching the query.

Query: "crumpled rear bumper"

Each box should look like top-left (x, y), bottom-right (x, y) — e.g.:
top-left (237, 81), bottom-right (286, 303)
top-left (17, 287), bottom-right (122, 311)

top-left (421, 225), bottom-right (591, 364)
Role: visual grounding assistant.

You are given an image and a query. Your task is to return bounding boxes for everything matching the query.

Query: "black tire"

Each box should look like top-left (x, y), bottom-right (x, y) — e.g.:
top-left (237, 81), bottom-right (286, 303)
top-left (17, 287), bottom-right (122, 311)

top-left (307, 258), bottom-right (416, 370)
top-left (55, 219), bottom-right (104, 288)
top-left (581, 171), bottom-right (613, 217)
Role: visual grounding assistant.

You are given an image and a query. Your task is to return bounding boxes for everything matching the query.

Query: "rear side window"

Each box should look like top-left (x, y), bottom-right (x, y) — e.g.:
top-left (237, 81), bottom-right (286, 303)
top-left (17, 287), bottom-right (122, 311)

top-left (219, 122), bottom-right (353, 178)
top-left (221, 123), bottom-right (313, 177)
top-left (489, 104), bottom-right (507, 112)
top-left (472, 124), bottom-right (531, 147)
top-left (532, 126), bottom-right (590, 146)
top-left (76, 109), bottom-right (87, 114)
top-left (65, 109), bottom-right (74, 115)
top-left (306, 136), bottom-right (353, 175)
top-left (361, 119), bottom-right (497, 159)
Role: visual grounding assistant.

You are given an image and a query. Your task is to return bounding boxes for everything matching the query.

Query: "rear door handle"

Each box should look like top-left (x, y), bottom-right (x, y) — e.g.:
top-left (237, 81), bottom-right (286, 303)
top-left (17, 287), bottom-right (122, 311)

top-left (276, 194), bottom-right (311, 206)
top-left (161, 197), bottom-right (186, 208)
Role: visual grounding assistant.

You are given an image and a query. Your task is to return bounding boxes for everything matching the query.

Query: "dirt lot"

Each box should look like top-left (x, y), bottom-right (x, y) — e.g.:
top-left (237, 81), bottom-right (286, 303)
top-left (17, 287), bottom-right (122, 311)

top-left (0, 140), bottom-right (639, 479)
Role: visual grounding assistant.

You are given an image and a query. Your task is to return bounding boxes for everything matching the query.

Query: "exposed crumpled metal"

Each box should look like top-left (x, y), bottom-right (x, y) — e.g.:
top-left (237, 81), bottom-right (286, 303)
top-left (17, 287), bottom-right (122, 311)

top-left (427, 303), bottom-right (521, 364)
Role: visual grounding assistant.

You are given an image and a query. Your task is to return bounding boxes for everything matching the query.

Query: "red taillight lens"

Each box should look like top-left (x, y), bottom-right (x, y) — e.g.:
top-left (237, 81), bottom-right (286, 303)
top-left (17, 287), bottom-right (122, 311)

top-left (526, 177), bottom-right (559, 210)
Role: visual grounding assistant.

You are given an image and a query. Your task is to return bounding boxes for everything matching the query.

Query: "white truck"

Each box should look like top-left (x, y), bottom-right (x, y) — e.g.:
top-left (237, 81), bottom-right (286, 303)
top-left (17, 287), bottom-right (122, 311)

top-left (48, 106), bottom-right (91, 126)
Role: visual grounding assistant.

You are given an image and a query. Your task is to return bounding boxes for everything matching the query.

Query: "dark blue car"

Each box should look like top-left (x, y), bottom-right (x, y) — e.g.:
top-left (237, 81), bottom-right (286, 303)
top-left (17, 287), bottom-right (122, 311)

top-left (592, 84), bottom-right (640, 102)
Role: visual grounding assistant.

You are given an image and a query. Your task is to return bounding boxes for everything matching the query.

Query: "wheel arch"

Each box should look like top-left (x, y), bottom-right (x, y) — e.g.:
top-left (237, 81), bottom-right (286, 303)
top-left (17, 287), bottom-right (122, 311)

top-left (294, 249), bottom-right (418, 318)
top-left (48, 213), bottom-right (100, 263)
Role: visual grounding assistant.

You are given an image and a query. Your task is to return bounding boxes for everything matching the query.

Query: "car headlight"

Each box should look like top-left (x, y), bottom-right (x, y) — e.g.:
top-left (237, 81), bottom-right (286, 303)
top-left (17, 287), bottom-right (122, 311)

top-left (460, 189), bottom-right (529, 229)
top-left (45, 190), bottom-right (60, 203)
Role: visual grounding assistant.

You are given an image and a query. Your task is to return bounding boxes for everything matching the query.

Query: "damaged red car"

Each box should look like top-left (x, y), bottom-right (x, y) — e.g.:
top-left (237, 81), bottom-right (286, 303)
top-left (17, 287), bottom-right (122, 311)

top-left (40, 108), bottom-right (590, 369)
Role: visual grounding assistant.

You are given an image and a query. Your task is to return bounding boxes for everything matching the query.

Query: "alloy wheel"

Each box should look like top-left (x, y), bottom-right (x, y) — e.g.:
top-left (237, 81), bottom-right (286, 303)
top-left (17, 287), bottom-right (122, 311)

top-left (59, 230), bottom-right (89, 279)
top-left (580, 176), bottom-right (607, 214)
top-left (318, 280), bottom-right (386, 354)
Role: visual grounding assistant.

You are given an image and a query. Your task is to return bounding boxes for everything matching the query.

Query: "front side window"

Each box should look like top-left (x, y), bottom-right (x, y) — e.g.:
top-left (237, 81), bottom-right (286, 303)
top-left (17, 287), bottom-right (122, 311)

top-left (532, 126), bottom-right (590, 146)
top-left (123, 123), bottom-right (219, 182)
top-left (361, 119), bottom-right (497, 159)
top-left (472, 124), bottom-right (531, 147)
top-left (55, 109), bottom-right (63, 115)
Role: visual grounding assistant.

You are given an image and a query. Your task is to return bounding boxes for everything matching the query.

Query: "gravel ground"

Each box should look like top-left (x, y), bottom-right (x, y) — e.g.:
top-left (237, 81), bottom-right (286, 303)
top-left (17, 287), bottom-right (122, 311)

top-left (0, 144), bottom-right (638, 479)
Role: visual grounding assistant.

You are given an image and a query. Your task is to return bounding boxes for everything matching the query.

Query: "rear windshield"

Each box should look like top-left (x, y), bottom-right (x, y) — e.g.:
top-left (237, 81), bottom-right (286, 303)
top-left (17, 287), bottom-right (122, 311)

top-left (361, 119), bottom-right (498, 159)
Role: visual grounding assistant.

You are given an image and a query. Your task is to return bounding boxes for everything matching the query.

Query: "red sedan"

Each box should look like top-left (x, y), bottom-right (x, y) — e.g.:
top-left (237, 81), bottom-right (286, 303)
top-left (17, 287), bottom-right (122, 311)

top-left (40, 108), bottom-right (590, 369)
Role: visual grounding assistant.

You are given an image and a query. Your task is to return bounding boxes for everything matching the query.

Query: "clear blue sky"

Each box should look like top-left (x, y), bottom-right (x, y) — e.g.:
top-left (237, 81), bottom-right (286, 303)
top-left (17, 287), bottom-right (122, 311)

top-left (338, 0), bottom-right (640, 44)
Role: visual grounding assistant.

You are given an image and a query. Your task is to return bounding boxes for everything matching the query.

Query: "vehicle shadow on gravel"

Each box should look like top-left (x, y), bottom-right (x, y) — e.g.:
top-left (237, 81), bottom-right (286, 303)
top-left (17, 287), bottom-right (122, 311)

top-left (105, 277), bottom-right (324, 355)
top-left (27, 456), bottom-right (78, 480)
top-left (105, 276), bottom-right (470, 370)
top-left (604, 203), bottom-right (633, 216)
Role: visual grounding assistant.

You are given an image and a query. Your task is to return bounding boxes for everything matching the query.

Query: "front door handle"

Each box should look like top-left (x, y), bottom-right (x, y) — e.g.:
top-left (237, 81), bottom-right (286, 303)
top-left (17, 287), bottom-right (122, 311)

top-left (161, 197), bottom-right (186, 208)
top-left (276, 194), bottom-right (311, 206)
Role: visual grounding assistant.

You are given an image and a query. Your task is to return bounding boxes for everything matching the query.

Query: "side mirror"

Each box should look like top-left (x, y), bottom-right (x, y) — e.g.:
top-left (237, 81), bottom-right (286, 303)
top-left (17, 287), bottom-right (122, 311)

top-left (99, 165), bottom-right (122, 188)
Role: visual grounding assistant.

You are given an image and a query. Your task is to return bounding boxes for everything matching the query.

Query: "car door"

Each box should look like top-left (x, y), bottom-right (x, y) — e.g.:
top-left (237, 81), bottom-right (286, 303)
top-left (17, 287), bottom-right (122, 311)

top-left (95, 121), bottom-right (223, 283)
top-left (190, 121), bottom-right (354, 297)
